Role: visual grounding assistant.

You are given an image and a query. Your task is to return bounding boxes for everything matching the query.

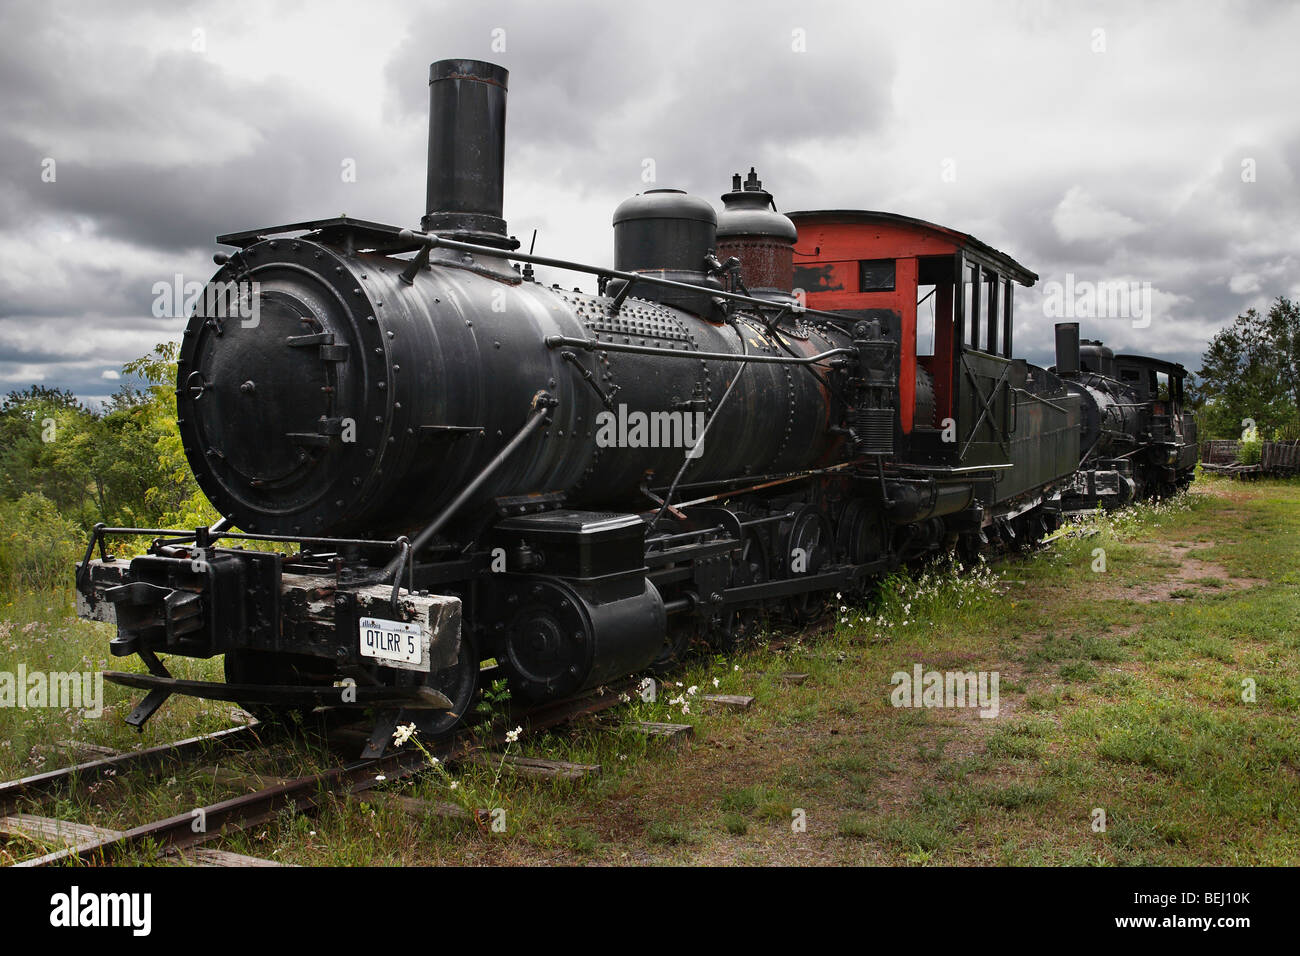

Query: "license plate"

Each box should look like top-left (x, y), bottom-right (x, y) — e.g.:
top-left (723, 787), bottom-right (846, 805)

top-left (358, 617), bottom-right (423, 666)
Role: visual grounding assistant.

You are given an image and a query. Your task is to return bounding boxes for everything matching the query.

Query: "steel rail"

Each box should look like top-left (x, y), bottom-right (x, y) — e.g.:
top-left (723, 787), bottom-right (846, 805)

top-left (0, 725), bottom-right (256, 815)
top-left (11, 678), bottom-right (639, 867)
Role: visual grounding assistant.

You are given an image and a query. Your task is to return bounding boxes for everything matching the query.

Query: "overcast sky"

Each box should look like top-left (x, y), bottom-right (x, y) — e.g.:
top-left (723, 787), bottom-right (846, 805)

top-left (2, 0), bottom-right (1297, 405)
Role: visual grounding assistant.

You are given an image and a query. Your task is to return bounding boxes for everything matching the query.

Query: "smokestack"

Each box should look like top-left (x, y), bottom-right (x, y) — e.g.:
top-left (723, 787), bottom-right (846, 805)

top-left (422, 59), bottom-right (516, 248)
top-left (1055, 322), bottom-right (1081, 376)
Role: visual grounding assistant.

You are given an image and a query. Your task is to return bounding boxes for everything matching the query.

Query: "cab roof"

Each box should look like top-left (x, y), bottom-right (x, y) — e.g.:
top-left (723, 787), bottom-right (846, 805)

top-left (788, 209), bottom-right (1038, 286)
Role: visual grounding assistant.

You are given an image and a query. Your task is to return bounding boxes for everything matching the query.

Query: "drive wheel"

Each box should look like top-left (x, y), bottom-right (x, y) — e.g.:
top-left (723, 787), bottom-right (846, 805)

top-left (709, 530), bottom-right (769, 652)
top-left (650, 611), bottom-right (698, 674)
top-left (411, 633), bottom-right (480, 738)
top-left (780, 505), bottom-right (834, 624)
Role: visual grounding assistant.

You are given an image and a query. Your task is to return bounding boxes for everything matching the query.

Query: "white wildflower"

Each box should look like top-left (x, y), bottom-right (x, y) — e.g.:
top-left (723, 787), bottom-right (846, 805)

top-left (392, 722), bottom-right (418, 747)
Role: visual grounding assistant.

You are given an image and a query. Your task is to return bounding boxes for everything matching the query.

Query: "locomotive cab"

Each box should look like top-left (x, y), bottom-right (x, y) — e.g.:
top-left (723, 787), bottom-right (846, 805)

top-left (1114, 354), bottom-right (1198, 492)
top-left (789, 211), bottom-right (1082, 513)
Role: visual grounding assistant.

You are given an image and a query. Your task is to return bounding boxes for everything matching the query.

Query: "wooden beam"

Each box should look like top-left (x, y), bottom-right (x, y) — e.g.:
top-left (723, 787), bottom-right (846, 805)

top-left (635, 722), bottom-right (694, 746)
top-left (701, 694), bottom-right (755, 710)
top-left (198, 766), bottom-right (293, 792)
top-left (465, 753), bottom-right (600, 780)
top-left (180, 847), bottom-right (295, 867)
top-left (366, 792), bottom-right (470, 821)
top-left (56, 740), bottom-right (120, 759)
top-left (1, 814), bottom-right (122, 852)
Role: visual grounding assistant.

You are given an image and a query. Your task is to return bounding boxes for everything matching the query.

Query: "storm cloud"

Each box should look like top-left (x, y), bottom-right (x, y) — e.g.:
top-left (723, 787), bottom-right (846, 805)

top-left (2, 0), bottom-right (1298, 404)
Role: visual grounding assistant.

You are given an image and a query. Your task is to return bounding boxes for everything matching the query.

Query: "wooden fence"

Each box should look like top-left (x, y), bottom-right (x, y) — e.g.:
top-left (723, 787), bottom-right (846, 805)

top-left (1200, 439), bottom-right (1300, 477)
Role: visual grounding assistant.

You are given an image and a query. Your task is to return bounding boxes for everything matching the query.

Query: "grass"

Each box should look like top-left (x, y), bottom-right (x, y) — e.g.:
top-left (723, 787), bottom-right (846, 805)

top-left (2, 473), bottom-right (1299, 865)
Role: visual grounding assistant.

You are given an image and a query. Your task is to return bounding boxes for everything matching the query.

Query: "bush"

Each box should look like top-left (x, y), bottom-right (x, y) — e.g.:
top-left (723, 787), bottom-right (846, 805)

top-left (0, 492), bottom-right (85, 592)
top-left (1238, 439), bottom-right (1262, 465)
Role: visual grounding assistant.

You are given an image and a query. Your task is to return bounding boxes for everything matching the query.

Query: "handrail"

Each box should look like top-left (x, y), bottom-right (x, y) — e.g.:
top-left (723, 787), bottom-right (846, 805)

top-left (396, 227), bottom-right (856, 324)
top-left (544, 334), bottom-right (853, 366)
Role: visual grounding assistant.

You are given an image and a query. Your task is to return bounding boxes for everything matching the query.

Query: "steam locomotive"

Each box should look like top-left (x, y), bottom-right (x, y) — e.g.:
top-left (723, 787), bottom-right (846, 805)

top-left (73, 59), bottom-right (1196, 748)
top-left (1050, 325), bottom-right (1197, 509)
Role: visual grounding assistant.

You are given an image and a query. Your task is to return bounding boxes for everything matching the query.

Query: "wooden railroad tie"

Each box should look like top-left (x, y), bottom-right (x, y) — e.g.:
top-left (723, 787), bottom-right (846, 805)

top-left (198, 765), bottom-right (293, 792)
top-left (753, 672), bottom-right (808, 685)
top-left (56, 740), bottom-right (121, 759)
top-left (1, 813), bottom-right (288, 867)
top-left (176, 847), bottom-right (295, 867)
top-left (1, 813), bottom-right (122, 853)
top-left (365, 792), bottom-right (471, 821)
top-left (701, 694), bottom-right (755, 710)
top-left (464, 752), bottom-right (601, 780)
top-left (635, 722), bottom-right (694, 746)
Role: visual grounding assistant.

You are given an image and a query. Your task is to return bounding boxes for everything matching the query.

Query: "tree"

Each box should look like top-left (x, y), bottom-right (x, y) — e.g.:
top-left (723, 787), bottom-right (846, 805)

top-left (1195, 297), bottom-right (1300, 440)
top-left (121, 343), bottom-right (219, 528)
top-left (0, 345), bottom-right (217, 530)
top-left (0, 386), bottom-right (101, 521)
top-left (1263, 297), bottom-right (1300, 423)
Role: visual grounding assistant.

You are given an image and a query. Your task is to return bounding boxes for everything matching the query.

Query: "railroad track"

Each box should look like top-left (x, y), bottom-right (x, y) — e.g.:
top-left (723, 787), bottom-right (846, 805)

top-left (3, 522), bottom-right (1075, 868)
top-left (0, 677), bottom-right (647, 867)
top-left (2, 539), bottom-right (1073, 868)
top-left (5, 513), bottom-right (1081, 868)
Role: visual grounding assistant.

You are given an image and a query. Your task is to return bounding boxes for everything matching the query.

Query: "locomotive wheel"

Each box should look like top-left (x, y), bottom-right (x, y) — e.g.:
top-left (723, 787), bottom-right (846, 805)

top-left (780, 505), bottom-right (834, 624)
top-left (709, 530), bottom-right (769, 653)
top-left (651, 611), bottom-right (698, 673)
top-left (835, 499), bottom-right (887, 597)
top-left (956, 532), bottom-right (984, 566)
top-left (497, 578), bottom-right (596, 701)
top-left (412, 633), bottom-right (480, 738)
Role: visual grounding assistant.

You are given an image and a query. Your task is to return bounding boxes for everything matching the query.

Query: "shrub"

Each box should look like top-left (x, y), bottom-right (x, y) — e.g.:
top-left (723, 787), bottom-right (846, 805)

top-left (0, 492), bottom-right (84, 592)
